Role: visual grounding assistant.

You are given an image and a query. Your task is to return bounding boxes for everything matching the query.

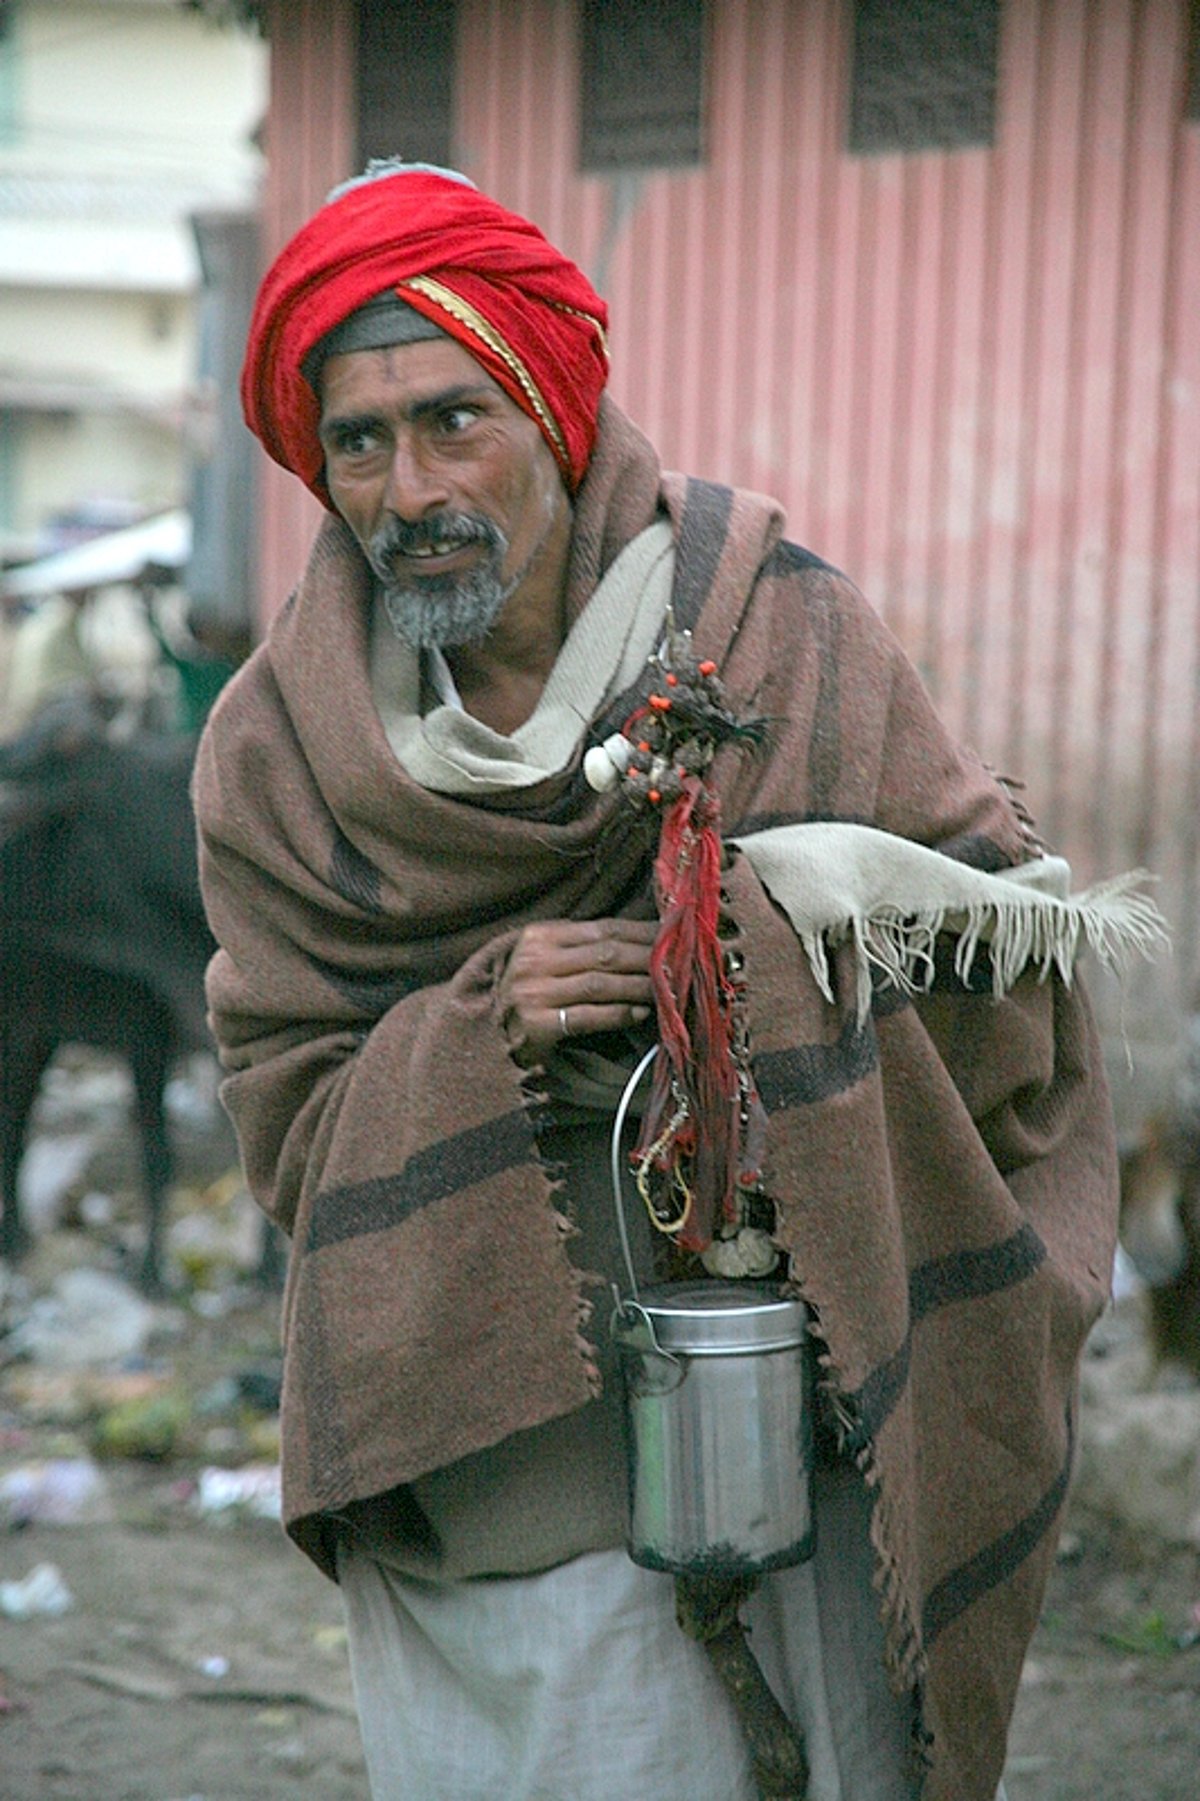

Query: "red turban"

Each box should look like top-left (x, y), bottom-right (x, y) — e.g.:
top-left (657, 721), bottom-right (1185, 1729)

top-left (242, 168), bottom-right (610, 504)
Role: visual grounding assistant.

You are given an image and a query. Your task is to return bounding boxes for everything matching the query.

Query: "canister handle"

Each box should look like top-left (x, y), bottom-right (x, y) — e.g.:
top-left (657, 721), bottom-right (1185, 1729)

top-left (611, 1043), bottom-right (659, 1304)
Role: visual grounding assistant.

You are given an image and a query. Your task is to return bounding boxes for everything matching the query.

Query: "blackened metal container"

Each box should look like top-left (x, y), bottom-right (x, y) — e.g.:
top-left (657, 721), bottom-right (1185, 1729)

top-left (611, 1279), bottom-right (816, 1578)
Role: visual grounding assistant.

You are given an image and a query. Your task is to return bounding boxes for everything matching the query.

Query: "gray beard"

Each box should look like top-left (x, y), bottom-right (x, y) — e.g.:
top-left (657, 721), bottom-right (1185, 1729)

top-left (367, 511), bottom-right (514, 651)
top-left (379, 555), bottom-right (514, 651)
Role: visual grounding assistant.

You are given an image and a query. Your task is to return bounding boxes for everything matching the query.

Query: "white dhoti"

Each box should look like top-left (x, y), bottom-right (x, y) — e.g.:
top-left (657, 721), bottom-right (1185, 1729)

top-left (337, 1462), bottom-right (925, 1801)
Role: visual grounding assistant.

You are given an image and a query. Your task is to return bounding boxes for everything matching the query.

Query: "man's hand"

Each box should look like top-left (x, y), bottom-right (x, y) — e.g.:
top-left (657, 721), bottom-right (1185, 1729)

top-left (499, 917), bottom-right (657, 1065)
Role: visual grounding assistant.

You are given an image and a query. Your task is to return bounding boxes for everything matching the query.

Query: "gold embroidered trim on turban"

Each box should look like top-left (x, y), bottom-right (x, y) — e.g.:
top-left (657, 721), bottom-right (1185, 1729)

top-left (399, 274), bottom-right (571, 470)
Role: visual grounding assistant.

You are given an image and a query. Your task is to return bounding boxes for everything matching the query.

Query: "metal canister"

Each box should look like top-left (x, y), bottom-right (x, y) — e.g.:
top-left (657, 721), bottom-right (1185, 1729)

top-left (611, 1280), bottom-right (815, 1578)
top-left (607, 1048), bottom-right (816, 1579)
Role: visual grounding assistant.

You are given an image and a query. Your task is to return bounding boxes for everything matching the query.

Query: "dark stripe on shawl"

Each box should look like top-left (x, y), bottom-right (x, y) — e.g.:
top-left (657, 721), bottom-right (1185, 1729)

top-left (308, 952), bottom-right (424, 1013)
top-left (870, 978), bottom-right (913, 1017)
top-left (330, 829), bottom-right (384, 915)
top-left (672, 480), bottom-right (734, 634)
top-left (798, 570), bottom-right (844, 813)
top-left (298, 1270), bottom-right (357, 1503)
top-left (306, 1109), bottom-right (534, 1251)
top-left (754, 1012), bottom-right (878, 1112)
top-left (761, 540), bottom-right (835, 580)
top-left (921, 1400), bottom-right (1075, 1648)
top-left (587, 481), bottom-right (732, 756)
top-left (844, 1223), bottom-right (1048, 1453)
top-left (936, 832), bottom-right (1015, 873)
top-left (756, 543), bottom-right (847, 817)
top-left (926, 936), bottom-right (996, 996)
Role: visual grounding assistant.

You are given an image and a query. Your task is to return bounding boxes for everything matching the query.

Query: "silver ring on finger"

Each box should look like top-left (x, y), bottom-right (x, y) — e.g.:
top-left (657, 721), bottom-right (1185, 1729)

top-left (558, 1005), bottom-right (571, 1038)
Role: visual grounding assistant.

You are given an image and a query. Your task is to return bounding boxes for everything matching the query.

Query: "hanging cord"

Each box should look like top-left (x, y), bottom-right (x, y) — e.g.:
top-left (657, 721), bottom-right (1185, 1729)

top-left (610, 1043), bottom-right (659, 1302)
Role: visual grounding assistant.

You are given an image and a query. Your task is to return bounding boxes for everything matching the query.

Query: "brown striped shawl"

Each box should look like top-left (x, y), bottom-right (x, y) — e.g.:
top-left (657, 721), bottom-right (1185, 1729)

top-left (194, 398), bottom-right (1119, 1800)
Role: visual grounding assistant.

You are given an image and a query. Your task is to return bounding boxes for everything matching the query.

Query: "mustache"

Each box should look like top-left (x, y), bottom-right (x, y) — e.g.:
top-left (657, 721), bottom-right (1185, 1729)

top-left (368, 511), bottom-right (505, 568)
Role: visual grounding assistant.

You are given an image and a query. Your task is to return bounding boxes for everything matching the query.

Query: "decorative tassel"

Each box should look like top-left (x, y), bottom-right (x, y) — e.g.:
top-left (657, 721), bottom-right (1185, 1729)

top-left (634, 775), bottom-right (740, 1248)
top-left (615, 620), bottom-right (770, 1253)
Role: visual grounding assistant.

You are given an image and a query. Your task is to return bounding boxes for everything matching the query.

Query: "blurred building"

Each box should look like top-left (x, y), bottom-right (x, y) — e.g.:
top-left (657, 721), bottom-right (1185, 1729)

top-left (0, 0), bottom-right (266, 565)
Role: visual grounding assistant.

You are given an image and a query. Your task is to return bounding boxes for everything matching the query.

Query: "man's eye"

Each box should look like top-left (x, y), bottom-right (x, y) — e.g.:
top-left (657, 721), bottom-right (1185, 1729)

top-left (324, 423), bottom-right (380, 461)
top-left (437, 406), bottom-right (480, 435)
top-left (331, 425), bottom-right (381, 457)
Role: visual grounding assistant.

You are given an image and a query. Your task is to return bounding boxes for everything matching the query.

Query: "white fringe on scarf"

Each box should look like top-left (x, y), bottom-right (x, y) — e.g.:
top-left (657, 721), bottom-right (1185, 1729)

top-left (731, 823), bottom-right (1169, 1027)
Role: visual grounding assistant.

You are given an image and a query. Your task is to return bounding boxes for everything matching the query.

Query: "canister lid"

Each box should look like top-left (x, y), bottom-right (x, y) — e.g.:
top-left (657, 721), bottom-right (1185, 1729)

top-left (624, 1281), bottom-right (810, 1354)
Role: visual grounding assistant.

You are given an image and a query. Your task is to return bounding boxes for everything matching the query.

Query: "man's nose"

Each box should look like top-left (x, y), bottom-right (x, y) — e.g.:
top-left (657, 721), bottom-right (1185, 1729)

top-left (384, 434), bottom-right (451, 519)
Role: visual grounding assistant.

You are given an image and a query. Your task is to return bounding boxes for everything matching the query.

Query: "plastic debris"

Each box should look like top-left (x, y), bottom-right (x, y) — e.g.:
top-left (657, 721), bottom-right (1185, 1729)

top-left (190, 1289), bottom-right (234, 1320)
top-left (37, 1059), bottom-right (133, 1126)
top-left (243, 1415), bottom-right (282, 1462)
top-left (92, 1389), bottom-right (190, 1461)
top-left (167, 1173), bottom-right (262, 1288)
top-left (1100, 1609), bottom-right (1180, 1657)
top-left (195, 1377), bottom-right (241, 1418)
top-left (78, 1190), bottom-right (115, 1228)
top-left (1111, 1242), bottom-right (1145, 1301)
top-left (0, 1561), bottom-right (75, 1619)
top-left (164, 1065), bottom-right (223, 1128)
top-left (195, 1464), bottom-right (282, 1520)
top-left (0, 1456), bottom-right (108, 1527)
top-left (197, 1654), bottom-right (230, 1679)
top-left (15, 1133), bottom-right (96, 1230)
top-left (4, 1268), bottom-right (163, 1369)
top-left (2, 1365), bottom-right (176, 1427)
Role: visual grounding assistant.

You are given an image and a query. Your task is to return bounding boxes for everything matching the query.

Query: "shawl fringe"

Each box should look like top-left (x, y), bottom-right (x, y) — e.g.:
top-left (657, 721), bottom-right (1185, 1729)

top-left (733, 824), bottom-right (1169, 1026)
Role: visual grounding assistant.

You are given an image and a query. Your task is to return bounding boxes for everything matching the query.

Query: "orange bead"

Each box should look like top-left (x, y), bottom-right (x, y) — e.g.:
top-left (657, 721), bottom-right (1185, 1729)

top-left (665, 672), bottom-right (679, 686)
top-left (647, 789), bottom-right (661, 804)
top-left (699, 660), bottom-right (717, 676)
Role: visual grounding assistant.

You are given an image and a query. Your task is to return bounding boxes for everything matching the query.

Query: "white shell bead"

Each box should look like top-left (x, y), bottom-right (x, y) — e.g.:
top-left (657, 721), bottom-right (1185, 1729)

top-left (583, 733), bottom-right (634, 792)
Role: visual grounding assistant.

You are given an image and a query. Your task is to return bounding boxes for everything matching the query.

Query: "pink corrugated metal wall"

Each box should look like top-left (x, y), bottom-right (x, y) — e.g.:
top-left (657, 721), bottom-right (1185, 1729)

top-left (257, 0), bottom-right (1199, 1067)
top-left (257, 0), bottom-right (354, 618)
top-left (455, 0), bottom-right (1200, 1049)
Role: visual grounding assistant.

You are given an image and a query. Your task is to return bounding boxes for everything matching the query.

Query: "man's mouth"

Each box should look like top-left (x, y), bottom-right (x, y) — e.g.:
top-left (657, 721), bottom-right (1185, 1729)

top-left (371, 513), bottom-right (503, 581)
top-left (407, 538), bottom-right (471, 560)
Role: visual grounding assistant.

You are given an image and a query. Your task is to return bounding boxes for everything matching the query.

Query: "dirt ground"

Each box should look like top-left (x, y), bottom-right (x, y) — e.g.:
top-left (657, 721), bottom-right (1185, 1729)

top-left (1, 1053), bottom-right (1197, 1801)
top-left (0, 1471), bottom-right (367, 1800)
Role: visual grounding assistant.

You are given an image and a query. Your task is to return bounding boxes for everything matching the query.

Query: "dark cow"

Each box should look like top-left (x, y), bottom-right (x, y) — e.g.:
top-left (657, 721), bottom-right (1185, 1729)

top-left (0, 693), bottom-right (261, 1292)
top-left (1118, 1019), bottom-right (1200, 1383)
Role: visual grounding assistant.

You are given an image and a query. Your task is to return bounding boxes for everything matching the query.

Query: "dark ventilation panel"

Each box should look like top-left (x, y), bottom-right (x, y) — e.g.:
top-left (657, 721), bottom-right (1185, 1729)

top-left (356, 0), bottom-right (457, 171)
top-left (580, 0), bottom-right (707, 172)
top-left (849, 0), bottom-right (1000, 155)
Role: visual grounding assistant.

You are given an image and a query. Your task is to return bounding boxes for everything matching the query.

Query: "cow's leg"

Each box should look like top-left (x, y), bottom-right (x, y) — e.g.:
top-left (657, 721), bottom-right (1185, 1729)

top-left (128, 1032), bottom-right (173, 1295)
top-left (0, 1033), bottom-right (54, 1265)
top-left (254, 1216), bottom-right (287, 1290)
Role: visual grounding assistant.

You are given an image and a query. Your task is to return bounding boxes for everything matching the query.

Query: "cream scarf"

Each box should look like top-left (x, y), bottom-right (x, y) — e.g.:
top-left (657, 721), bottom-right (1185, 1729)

top-left (731, 825), bottom-right (1168, 1026)
top-left (370, 520), bottom-right (675, 790)
top-left (369, 523), bottom-right (1166, 1009)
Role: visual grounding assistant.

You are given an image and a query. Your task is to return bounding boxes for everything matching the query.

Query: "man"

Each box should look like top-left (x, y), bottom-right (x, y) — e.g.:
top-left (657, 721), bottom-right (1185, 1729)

top-left (2, 588), bottom-right (95, 736)
top-left (195, 163), bottom-right (1160, 1801)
